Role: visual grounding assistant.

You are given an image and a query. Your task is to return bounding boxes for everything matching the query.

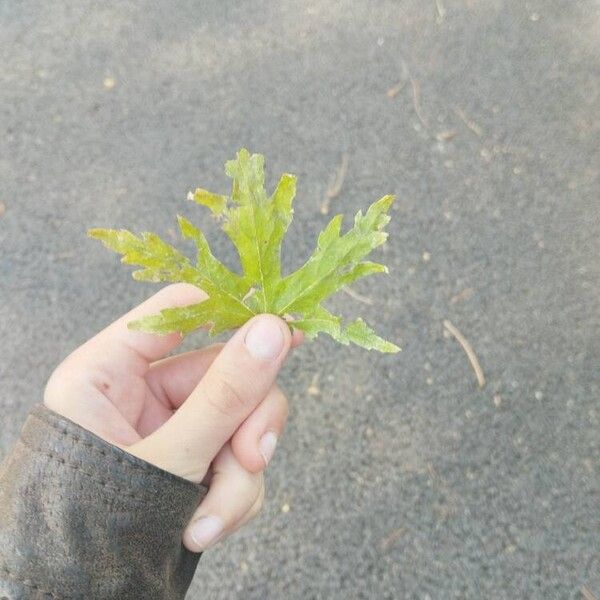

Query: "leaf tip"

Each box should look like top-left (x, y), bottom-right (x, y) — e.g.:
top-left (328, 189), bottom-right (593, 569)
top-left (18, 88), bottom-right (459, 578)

top-left (379, 194), bottom-right (395, 208)
top-left (87, 227), bottom-right (107, 239)
top-left (176, 213), bottom-right (192, 232)
top-left (382, 341), bottom-right (401, 353)
top-left (126, 319), bottom-right (145, 332)
top-left (190, 188), bottom-right (227, 216)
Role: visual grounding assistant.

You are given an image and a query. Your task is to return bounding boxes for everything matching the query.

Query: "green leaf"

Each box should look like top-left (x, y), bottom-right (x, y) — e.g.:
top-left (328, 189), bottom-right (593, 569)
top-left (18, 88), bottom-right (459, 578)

top-left (342, 318), bottom-right (400, 353)
top-left (189, 189), bottom-right (228, 216)
top-left (292, 305), bottom-right (345, 341)
top-left (88, 229), bottom-right (199, 284)
top-left (272, 196), bottom-right (393, 315)
top-left (88, 149), bottom-right (400, 352)
top-left (175, 215), bottom-right (248, 300)
top-left (129, 296), bottom-right (252, 336)
top-left (292, 306), bottom-right (400, 353)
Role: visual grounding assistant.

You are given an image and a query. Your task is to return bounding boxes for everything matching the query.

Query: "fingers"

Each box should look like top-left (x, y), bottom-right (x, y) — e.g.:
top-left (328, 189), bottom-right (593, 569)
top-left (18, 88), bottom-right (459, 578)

top-left (67, 283), bottom-right (207, 376)
top-left (231, 384), bottom-right (288, 473)
top-left (183, 445), bottom-right (264, 552)
top-left (145, 334), bottom-right (302, 410)
top-left (145, 344), bottom-right (224, 409)
top-left (128, 314), bottom-right (292, 482)
top-left (147, 349), bottom-right (289, 472)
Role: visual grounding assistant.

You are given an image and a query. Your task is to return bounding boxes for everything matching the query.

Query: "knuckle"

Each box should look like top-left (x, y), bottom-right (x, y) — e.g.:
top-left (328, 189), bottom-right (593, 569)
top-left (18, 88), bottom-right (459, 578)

top-left (207, 375), bottom-right (249, 417)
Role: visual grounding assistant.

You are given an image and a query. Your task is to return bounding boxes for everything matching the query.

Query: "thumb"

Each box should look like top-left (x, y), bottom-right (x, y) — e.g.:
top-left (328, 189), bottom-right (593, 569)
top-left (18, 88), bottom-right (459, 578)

top-left (127, 314), bottom-right (292, 482)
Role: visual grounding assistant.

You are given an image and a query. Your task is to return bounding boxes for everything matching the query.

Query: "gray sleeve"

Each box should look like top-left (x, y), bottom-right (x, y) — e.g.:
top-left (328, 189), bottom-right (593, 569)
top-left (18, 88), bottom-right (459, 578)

top-left (0, 404), bottom-right (208, 600)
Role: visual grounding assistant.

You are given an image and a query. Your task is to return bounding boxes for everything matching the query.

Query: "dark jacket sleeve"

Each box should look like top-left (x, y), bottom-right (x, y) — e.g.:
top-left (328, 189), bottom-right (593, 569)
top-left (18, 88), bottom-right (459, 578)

top-left (0, 404), bottom-right (208, 600)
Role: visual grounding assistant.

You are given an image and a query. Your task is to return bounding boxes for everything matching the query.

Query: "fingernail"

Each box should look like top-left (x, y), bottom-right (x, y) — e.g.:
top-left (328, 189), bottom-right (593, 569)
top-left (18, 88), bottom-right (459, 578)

top-left (245, 317), bottom-right (285, 360)
top-left (190, 516), bottom-right (224, 550)
top-left (259, 431), bottom-right (278, 466)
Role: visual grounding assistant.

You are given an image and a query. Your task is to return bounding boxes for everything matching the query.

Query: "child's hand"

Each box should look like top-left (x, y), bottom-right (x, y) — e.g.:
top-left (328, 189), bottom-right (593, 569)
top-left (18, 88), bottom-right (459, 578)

top-left (44, 283), bottom-right (302, 552)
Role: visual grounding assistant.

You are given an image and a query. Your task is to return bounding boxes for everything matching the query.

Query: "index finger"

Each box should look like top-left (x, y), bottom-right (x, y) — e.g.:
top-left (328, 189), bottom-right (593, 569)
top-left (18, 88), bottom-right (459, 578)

top-left (72, 283), bottom-right (207, 372)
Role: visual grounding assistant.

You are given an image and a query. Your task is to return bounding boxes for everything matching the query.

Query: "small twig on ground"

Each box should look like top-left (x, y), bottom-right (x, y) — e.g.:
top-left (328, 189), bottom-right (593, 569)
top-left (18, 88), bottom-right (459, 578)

top-left (307, 373), bottom-right (321, 396)
top-left (450, 287), bottom-right (474, 304)
top-left (0, 202), bottom-right (5, 217)
top-left (386, 60), bottom-right (409, 98)
top-left (455, 107), bottom-right (483, 137)
top-left (443, 319), bottom-right (486, 388)
top-left (386, 79), bottom-right (408, 99)
top-left (435, 0), bottom-right (446, 22)
top-left (343, 285), bottom-right (374, 305)
top-left (581, 586), bottom-right (599, 600)
top-left (387, 62), bottom-right (429, 131)
top-left (411, 78), bottom-right (428, 128)
top-left (327, 153), bottom-right (349, 199)
top-left (436, 130), bottom-right (457, 141)
top-left (379, 527), bottom-right (406, 552)
top-left (321, 153), bottom-right (349, 214)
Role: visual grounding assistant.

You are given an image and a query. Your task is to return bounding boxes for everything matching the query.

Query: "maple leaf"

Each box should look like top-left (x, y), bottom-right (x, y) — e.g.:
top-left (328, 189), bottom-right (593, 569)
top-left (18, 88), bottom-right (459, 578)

top-left (89, 149), bottom-right (400, 353)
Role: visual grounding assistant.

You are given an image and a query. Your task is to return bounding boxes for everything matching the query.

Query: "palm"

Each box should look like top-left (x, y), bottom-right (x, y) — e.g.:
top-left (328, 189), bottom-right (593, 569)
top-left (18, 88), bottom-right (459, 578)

top-left (45, 285), bottom-right (217, 447)
top-left (87, 370), bottom-right (171, 445)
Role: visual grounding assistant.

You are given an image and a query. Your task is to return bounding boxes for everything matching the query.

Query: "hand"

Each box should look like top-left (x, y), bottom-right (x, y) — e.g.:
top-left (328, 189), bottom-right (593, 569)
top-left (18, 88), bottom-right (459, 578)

top-left (44, 283), bottom-right (302, 552)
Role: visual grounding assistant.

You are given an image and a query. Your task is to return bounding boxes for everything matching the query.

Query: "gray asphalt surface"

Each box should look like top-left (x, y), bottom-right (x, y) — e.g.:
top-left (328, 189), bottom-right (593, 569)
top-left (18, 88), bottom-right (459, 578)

top-left (1, 1), bottom-right (599, 598)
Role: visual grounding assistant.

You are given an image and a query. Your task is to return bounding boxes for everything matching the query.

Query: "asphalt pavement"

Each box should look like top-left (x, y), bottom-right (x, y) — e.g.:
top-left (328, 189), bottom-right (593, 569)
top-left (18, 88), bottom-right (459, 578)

top-left (1, 1), bottom-right (598, 598)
